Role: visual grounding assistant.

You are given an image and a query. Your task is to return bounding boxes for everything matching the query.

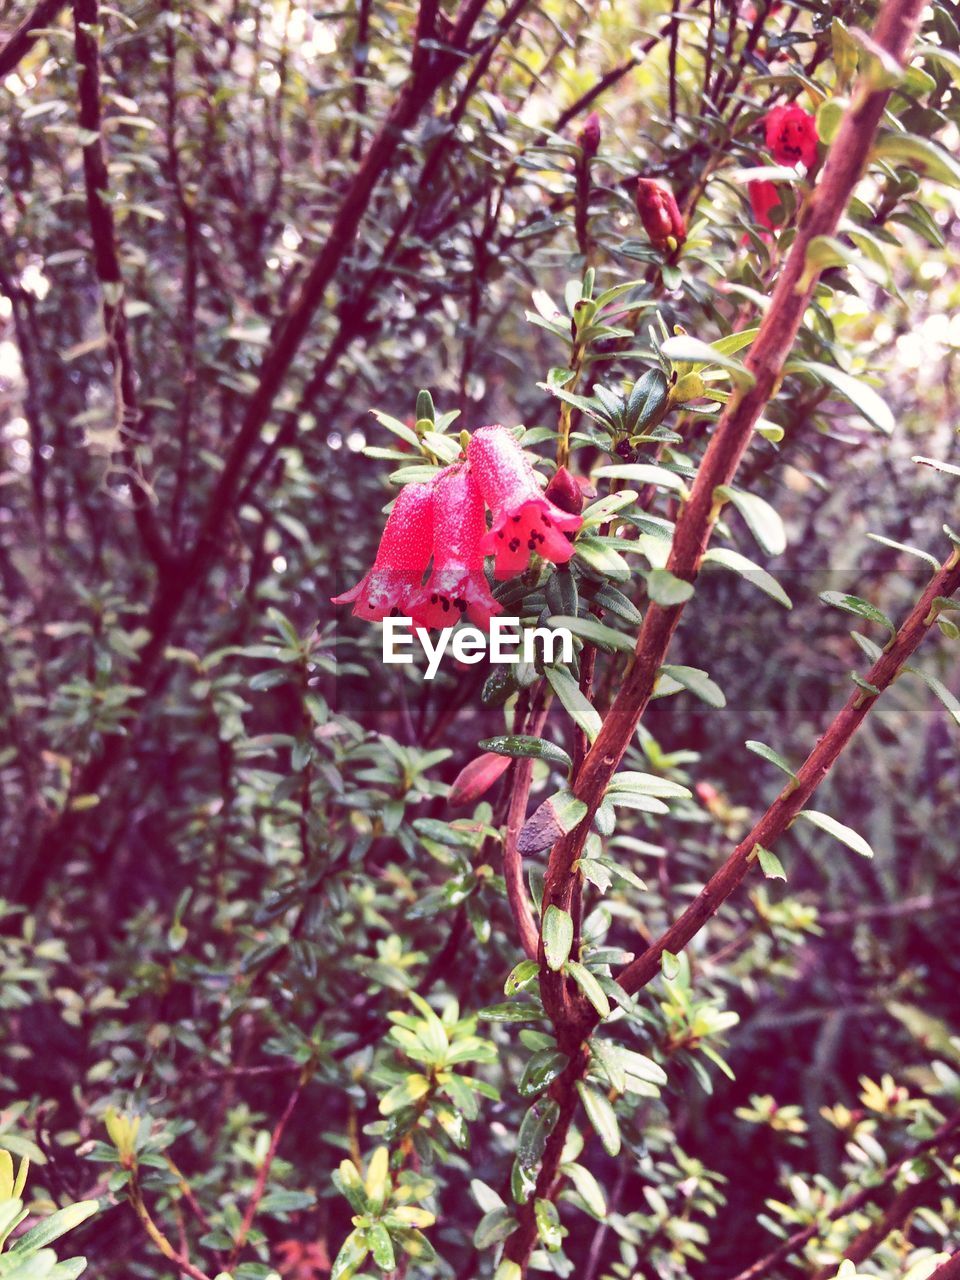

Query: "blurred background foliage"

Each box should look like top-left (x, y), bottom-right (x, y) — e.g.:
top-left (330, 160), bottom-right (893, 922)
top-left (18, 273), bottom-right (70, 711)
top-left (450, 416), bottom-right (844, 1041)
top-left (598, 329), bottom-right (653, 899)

top-left (1, 0), bottom-right (959, 1275)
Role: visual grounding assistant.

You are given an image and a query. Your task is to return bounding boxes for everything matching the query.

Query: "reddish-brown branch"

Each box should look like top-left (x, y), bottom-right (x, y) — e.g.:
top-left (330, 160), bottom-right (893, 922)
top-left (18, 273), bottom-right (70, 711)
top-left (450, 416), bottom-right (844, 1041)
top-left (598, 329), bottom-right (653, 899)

top-left (616, 549), bottom-right (960, 998)
top-left (930, 1252), bottom-right (960, 1280)
top-left (503, 694), bottom-right (549, 961)
top-left (72, 0), bottom-right (172, 569)
top-left (727, 1108), bottom-right (960, 1280)
top-left (0, 0), bottom-right (67, 77)
top-left (537, 0), bottom-right (928, 1033)
top-left (227, 1078), bottom-right (304, 1270)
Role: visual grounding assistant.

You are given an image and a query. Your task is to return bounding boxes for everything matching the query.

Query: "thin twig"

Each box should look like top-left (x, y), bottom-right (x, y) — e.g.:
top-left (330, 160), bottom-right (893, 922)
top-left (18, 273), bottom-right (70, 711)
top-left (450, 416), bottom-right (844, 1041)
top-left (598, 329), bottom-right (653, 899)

top-left (726, 1108), bottom-right (960, 1280)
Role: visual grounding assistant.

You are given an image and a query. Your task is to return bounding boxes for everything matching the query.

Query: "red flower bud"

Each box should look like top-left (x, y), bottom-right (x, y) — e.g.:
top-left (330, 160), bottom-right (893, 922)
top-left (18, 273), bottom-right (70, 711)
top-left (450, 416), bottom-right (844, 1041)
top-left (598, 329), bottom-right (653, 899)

top-left (635, 179), bottom-right (686, 252)
top-left (408, 464), bottom-right (502, 630)
top-left (449, 751), bottom-right (512, 807)
top-left (467, 426), bottom-right (582, 579)
top-left (543, 465), bottom-right (584, 516)
top-left (332, 481), bottom-right (434, 620)
top-left (577, 111), bottom-right (601, 158)
top-left (765, 104), bottom-right (818, 168)
top-left (748, 179), bottom-right (784, 230)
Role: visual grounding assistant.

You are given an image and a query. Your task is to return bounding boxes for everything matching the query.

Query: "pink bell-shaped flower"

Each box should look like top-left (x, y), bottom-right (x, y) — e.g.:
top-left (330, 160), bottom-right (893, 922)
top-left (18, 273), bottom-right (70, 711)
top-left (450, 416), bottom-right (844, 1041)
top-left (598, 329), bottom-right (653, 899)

top-left (467, 426), bottom-right (582, 579)
top-left (331, 481), bottom-right (434, 620)
top-left (409, 465), bottom-right (502, 629)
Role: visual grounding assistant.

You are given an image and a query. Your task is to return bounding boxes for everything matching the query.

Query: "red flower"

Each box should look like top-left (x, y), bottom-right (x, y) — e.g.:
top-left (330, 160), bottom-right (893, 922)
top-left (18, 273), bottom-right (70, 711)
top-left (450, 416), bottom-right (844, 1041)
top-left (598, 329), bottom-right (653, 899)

top-left (331, 481), bottom-right (434, 620)
top-left (765, 104), bottom-right (818, 168)
top-left (577, 111), bottom-right (601, 158)
top-left (748, 179), bottom-right (784, 230)
top-left (635, 179), bottom-right (686, 252)
top-left (408, 465), bottom-right (503, 629)
top-left (467, 426), bottom-right (582, 579)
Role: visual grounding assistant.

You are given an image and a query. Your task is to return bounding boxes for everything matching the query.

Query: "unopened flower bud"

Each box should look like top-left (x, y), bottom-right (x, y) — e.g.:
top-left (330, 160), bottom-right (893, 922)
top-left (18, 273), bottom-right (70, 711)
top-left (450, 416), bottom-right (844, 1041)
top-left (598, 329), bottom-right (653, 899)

top-left (577, 111), bottom-right (601, 158)
top-left (449, 752), bottom-right (511, 807)
top-left (543, 465), bottom-right (584, 516)
top-left (635, 179), bottom-right (686, 253)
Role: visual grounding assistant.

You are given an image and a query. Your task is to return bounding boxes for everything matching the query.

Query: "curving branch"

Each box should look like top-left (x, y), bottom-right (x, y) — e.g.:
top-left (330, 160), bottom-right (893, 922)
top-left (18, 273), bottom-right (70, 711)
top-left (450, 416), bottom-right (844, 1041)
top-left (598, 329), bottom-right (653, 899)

top-left (616, 548), bottom-right (960, 999)
top-left (537, 0), bottom-right (930, 1035)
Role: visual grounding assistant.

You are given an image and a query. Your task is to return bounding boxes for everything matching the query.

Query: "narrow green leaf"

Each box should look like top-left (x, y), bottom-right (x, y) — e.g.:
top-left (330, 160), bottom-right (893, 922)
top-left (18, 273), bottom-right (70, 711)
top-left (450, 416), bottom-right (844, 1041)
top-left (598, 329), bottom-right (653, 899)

top-left (504, 960), bottom-right (539, 996)
top-left (534, 1197), bottom-right (563, 1250)
top-left (745, 740), bottom-right (797, 779)
top-left (575, 1081), bottom-right (621, 1155)
top-left (794, 359), bottom-right (895, 434)
top-left (717, 487), bottom-right (787, 557)
top-left (544, 665), bottom-right (602, 742)
top-left (9, 1203), bottom-right (99, 1254)
top-left (874, 132), bottom-right (960, 187)
top-left (547, 614), bottom-right (635, 654)
top-left (819, 591), bottom-right (895, 633)
top-left (795, 809), bottom-right (874, 858)
top-left (562, 1162), bottom-right (607, 1217)
top-left (658, 665), bottom-right (726, 708)
top-left (368, 1222), bottom-right (396, 1270)
top-left (903, 667), bottom-right (960, 729)
top-left (479, 735), bottom-right (572, 768)
top-left (595, 463), bottom-right (686, 492)
top-left (703, 547), bottom-right (792, 608)
top-left (473, 1207), bottom-right (516, 1247)
top-left (542, 906), bottom-right (574, 972)
top-left (565, 961), bottom-right (610, 1018)
top-left (518, 1049), bottom-right (569, 1098)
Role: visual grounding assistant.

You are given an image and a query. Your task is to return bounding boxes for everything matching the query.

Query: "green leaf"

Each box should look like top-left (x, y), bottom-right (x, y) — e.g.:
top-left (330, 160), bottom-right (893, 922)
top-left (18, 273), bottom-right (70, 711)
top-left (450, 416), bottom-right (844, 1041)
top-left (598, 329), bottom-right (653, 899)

top-left (575, 1081), bottom-right (621, 1155)
top-left (795, 809), bottom-right (874, 858)
top-left (755, 845), bottom-right (786, 880)
top-left (716, 487), bottom-right (787, 557)
top-left (504, 960), bottom-right (539, 996)
top-left (534, 1197), bottom-right (563, 1250)
top-left (478, 735), bottom-right (572, 768)
top-left (516, 1099), bottom-right (560, 1169)
top-left (334, 1160), bottom-right (369, 1213)
top-left (590, 1039), bottom-right (626, 1092)
top-left (562, 1161), bottom-right (607, 1217)
top-left (659, 335), bottom-right (756, 388)
top-left (646, 569), bottom-right (694, 606)
top-left (8, 1203), bottom-right (99, 1255)
top-left (478, 1002), bottom-right (543, 1023)
top-left (518, 792), bottom-right (588, 855)
top-left (866, 533), bottom-right (939, 568)
top-left (473, 1207), bottom-right (516, 1247)
top-left (565, 961), bottom-right (610, 1018)
top-left (793, 360), bottom-right (895, 435)
top-left (874, 132), bottom-right (960, 187)
top-left (703, 547), bottom-right (792, 608)
top-left (819, 591), bottom-right (895, 633)
top-left (594, 463), bottom-right (686, 492)
top-left (903, 667), bottom-right (960, 729)
top-left (605, 771), bottom-right (691, 799)
top-left (542, 906), bottom-right (574, 971)
top-left (330, 1228), bottom-right (369, 1280)
top-left (547, 614), bottom-right (635, 653)
top-left (367, 1222), bottom-right (396, 1271)
top-left (494, 1262), bottom-right (522, 1280)
top-left (544, 665), bottom-right (602, 742)
top-left (379, 1073), bottom-right (431, 1116)
top-left (518, 1049), bottom-right (569, 1098)
top-left (745, 740), bottom-right (797, 779)
top-left (658, 665), bottom-right (726, 708)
